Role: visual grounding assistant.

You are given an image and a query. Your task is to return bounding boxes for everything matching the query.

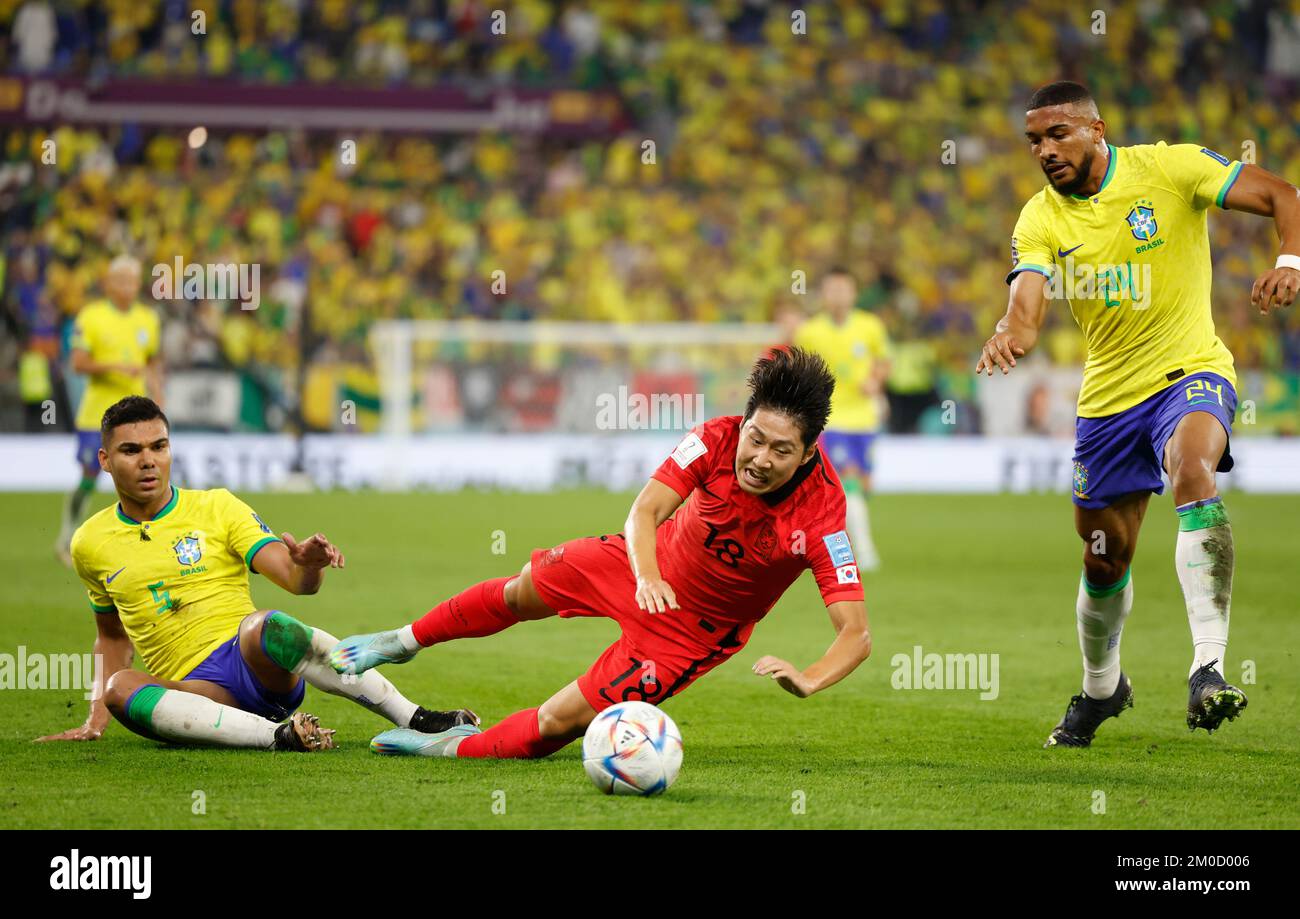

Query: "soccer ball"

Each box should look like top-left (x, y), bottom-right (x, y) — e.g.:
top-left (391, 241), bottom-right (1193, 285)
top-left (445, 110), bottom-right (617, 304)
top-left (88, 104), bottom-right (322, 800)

top-left (582, 701), bottom-right (683, 796)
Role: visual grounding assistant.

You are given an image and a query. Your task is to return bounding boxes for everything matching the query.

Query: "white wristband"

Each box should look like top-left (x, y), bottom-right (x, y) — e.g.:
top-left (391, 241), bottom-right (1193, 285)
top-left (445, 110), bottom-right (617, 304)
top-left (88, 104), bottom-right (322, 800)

top-left (1276, 254), bottom-right (1300, 272)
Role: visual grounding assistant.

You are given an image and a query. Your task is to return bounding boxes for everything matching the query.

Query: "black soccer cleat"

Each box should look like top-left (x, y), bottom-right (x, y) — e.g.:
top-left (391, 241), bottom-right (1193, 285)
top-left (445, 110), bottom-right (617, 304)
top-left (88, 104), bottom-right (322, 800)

top-left (1186, 660), bottom-right (1247, 733)
top-left (1044, 673), bottom-right (1134, 748)
top-left (410, 706), bottom-right (480, 734)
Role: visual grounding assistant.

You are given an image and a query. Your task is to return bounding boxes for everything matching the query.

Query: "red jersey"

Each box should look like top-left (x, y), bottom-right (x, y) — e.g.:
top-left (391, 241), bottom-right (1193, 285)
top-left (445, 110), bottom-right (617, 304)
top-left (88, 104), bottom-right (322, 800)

top-left (650, 415), bottom-right (865, 628)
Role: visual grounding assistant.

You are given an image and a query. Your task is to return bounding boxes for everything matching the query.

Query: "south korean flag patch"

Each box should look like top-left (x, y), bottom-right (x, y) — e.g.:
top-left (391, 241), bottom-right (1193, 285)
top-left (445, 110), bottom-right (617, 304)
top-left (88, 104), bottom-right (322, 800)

top-left (836, 564), bottom-right (860, 584)
top-left (670, 432), bottom-right (708, 470)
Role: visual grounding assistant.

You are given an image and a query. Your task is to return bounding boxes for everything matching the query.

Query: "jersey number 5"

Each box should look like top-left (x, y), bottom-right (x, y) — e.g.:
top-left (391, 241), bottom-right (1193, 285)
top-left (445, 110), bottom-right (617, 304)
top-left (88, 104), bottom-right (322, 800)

top-left (147, 580), bottom-right (174, 615)
top-left (703, 523), bottom-right (745, 568)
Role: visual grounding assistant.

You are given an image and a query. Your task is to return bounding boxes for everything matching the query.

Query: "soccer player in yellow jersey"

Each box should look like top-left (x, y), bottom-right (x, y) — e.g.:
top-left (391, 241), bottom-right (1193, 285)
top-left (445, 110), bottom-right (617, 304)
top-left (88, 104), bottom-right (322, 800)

top-left (57, 256), bottom-right (163, 566)
top-left (795, 268), bottom-right (891, 570)
top-left (36, 395), bottom-right (476, 752)
top-left (977, 82), bottom-right (1299, 747)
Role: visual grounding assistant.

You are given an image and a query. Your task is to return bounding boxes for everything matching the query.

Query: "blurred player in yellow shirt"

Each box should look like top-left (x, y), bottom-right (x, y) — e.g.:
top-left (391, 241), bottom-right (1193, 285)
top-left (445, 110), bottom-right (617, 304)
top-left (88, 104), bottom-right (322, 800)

top-left (795, 268), bottom-right (891, 570)
top-left (57, 256), bottom-right (163, 565)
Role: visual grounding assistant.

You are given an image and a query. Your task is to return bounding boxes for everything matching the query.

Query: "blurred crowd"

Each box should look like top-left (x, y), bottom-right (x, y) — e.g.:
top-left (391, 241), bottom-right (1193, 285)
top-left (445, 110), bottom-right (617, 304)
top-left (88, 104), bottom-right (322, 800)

top-left (3, 0), bottom-right (1300, 433)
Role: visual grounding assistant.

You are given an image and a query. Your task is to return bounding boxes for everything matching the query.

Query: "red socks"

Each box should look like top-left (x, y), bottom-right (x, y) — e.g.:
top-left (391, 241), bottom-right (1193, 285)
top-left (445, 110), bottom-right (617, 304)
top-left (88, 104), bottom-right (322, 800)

top-left (456, 708), bottom-right (573, 759)
top-left (412, 577), bottom-right (517, 647)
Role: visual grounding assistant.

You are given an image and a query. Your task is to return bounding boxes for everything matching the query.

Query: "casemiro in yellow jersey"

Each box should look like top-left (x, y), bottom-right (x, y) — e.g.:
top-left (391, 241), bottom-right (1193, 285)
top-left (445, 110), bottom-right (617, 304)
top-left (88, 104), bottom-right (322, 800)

top-left (70, 487), bottom-right (281, 681)
top-left (72, 300), bottom-right (160, 431)
top-left (795, 311), bottom-right (891, 432)
top-left (1007, 142), bottom-right (1239, 418)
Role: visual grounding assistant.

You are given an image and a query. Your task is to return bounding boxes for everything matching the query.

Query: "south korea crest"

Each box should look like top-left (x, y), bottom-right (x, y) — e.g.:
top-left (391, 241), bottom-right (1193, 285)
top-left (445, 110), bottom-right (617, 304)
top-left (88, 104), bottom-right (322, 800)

top-left (173, 533), bottom-right (203, 567)
top-left (1125, 201), bottom-right (1158, 241)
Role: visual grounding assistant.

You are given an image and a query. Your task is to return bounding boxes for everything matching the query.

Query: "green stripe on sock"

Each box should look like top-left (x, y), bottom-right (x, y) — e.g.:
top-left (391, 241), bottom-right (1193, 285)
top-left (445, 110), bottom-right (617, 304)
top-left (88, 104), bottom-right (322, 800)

top-left (1178, 500), bottom-right (1228, 532)
top-left (1083, 567), bottom-right (1131, 599)
top-left (262, 611), bottom-right (314, 671)
top-left (125, 684), bottom-right (167, 728)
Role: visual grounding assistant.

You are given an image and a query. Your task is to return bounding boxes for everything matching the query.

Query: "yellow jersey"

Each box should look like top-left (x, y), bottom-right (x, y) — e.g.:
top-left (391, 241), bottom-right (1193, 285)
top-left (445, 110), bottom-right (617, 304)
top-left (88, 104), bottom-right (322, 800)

top-left (795, 311), bottom-right (891, 432)
top-left (1008, 142), bottom-right (1238, 418)
top-left (70, 487), bottom-right (282, 681)
top-left (71, 299), bottom-right (160, 431)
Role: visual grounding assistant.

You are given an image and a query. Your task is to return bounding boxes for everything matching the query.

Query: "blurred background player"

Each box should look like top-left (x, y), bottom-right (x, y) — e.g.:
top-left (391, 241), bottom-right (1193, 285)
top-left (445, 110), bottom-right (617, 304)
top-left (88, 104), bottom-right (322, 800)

top-left (795, 267), bottom-right (891, 570)
top-left (56, 255), bottom-right (163, 566)
top-left (39, 395), bottom-right (475, 751)
top-left (978, 81), bottom-right (1300, 747)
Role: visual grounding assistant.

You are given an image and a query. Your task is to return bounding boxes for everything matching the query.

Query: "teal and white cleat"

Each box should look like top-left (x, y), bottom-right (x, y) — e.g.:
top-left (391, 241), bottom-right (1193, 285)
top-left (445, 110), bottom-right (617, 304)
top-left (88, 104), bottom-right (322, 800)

top-left (370, 725), bottom-right (481, 757)
top-left (329, 631), bottom-right (416, 675)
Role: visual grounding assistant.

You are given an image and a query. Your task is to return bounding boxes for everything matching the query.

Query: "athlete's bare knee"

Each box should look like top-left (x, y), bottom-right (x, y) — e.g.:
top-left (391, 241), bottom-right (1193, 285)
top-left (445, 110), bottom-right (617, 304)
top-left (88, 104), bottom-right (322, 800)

top-left (506, 563), bottom-right (552, 621)
top-left (103, 669), bottom-right (150, 715)
top-left (1169, 456), bottom-right (1217, 506)
top-left (1082, 545), bottom-right (1129, 587)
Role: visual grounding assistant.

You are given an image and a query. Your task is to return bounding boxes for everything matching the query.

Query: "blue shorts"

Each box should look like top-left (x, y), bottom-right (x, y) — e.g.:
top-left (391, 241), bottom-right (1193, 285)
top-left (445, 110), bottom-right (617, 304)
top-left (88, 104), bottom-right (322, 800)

top-left (820, 430), bottom-right (877, 474)
top-left (1072, 372), bottom-right (1236, 509)
top-left (75, 430), bottom-right (101, 474)
top-left (183, 625), bottom-right (305, 722)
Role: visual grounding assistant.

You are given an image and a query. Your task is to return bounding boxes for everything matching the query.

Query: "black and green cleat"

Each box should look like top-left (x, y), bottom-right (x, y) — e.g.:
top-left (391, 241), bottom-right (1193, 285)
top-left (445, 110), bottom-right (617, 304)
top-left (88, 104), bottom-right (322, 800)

top-left (1044, 673), bottom-right (1134, 748)
top-left (1186, 660), bottom-right (1247, 733)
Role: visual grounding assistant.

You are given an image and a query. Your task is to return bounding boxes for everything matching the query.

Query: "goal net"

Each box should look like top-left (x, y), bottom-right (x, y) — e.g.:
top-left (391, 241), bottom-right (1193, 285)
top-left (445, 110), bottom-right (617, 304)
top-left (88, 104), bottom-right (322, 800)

top-left (370, 320), bottom-right (782, 439)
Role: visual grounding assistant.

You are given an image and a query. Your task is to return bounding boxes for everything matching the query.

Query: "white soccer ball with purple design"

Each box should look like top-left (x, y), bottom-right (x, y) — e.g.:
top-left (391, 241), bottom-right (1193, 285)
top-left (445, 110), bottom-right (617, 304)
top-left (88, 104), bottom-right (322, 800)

top-left (581, 701), bottom-right (683, 796)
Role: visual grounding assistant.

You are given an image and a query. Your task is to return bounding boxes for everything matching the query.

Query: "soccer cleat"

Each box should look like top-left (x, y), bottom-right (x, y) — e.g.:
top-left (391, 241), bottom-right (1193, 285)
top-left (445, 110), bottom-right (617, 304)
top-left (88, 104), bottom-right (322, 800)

top-left (274, 712), bottom-right (337, 752)
top-left (410, 706), bottom-right (481, 733)
top-left (329, 630), bottom-right (416, 675)
top-left (1186, 659), bottom-right (1247, 733)
top-left (1044, 673), bottom-right (1134, 748)
top-left (370, 724), bottom-right (481, 757)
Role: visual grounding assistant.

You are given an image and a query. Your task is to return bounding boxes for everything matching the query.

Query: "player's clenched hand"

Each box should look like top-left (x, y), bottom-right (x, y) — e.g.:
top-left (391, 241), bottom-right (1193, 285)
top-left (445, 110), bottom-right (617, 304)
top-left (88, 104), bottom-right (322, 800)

top-left (282, 532), bottom-right (345, 570)
top-left (752, 655), bottom-right (815, 698)
top-left (35, 718), bottom-right (107, 742)
top-left (975, 332), bottom-right (1026, 376)
top-left (1251, 266), bottom-right (1300, 314)
top-left (635, 575), bottom-right (679, 614)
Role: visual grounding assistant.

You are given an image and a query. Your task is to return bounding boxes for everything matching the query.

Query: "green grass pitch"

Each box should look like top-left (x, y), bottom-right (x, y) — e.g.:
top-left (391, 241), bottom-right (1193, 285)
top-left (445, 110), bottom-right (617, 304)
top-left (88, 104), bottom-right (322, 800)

top-left (2, 489), bottom-right (1297, 829)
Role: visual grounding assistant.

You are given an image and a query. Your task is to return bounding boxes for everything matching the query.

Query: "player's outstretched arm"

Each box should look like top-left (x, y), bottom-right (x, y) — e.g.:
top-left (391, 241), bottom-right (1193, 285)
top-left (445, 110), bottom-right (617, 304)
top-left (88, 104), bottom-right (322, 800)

top-left (752, 600), bottom-right (871, 699)
top-left (624, 478), bottom-right (685, 614)
top-left (254, 532), bottom-right (345, 596)
top-left (976, 270), bottom-right (1050, 376)
top-left (1222, 164), bottom-right (1300, 314)
top-left (35, 611), bottom-right (133, 742)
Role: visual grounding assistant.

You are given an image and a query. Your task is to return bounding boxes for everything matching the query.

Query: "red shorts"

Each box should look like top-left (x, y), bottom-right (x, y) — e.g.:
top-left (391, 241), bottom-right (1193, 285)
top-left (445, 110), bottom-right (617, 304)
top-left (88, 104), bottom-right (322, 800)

top-left (529, 534), bottom-right (754, 712)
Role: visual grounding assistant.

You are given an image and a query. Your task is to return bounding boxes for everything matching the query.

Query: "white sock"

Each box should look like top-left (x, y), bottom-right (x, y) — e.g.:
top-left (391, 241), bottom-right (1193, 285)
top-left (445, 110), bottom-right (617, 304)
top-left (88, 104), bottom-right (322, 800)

top-left (397, 624), bottom-right (421, 654)
top-left (845, 490), bottom-right (879, 569)
top-left (130, 686), bottom-right (279, 748)
top-left (1175, 498), bottom-right (1233, 677)
top-left (1076, 570), bottom-right (1133, 699)
top-left (293, 627), bottom-right (419, 727)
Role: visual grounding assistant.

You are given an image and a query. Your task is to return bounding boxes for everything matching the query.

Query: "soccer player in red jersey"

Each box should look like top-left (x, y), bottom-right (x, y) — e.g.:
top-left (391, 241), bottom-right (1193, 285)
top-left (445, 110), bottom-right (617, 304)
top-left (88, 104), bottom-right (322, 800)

top-left (331, 347), bottom-right (873, 759)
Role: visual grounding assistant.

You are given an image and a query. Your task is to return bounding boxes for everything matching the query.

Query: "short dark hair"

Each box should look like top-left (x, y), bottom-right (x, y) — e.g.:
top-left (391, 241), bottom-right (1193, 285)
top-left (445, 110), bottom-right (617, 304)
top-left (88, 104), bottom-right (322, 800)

top-left (1026, 80), bottom-right (1094, 111)
top-left (101, 395), bottom-right (170, 443)
top-left (825, 265), bottom-right (855, 282)
top-left (743, 346), bottom-right (835, 447)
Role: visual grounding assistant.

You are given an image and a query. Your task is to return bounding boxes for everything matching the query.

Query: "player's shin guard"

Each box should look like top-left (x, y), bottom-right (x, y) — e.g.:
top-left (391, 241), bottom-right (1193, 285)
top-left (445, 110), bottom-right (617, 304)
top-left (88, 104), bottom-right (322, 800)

top-left (123, 685), bottom-right (279, 748)
top-left (1175, 497), bottom-right (1233, 677)
top-left (411, 576), bottom-right (518, 647)
top-left (455, 707), bottom-right (571, 759)
top-left (1076, 569), bottom-right (1133, 699)
top-left (263, 611), bottom-right (419, 727)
